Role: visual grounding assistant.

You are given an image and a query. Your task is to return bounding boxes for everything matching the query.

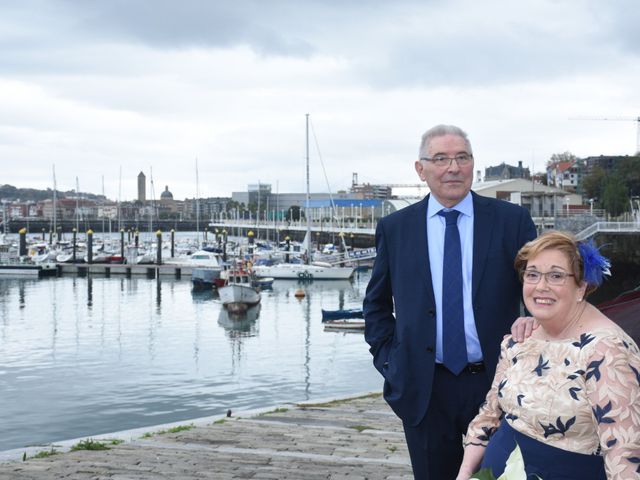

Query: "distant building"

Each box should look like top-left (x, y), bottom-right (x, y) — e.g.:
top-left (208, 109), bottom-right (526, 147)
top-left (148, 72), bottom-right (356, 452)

top-left (547, 160), bottom-right (582, 192)
top-left (484, 161), bottom-right (530, 181)
top-left (137, 172), bottom-right (146, 203)
top-left (159, 185), bottom-right (178, 215)
top-left (349, 173), bottom-right (392, 199)
top-left (381, 179), bottom-right (582, 219)
top-left (183, 197), bottom-right (230, 221)
top-left (472, 178), bottom-right (580, 216)
top-left (350, 183), bottom-right (392, 199)
top-left (248, 183), bottom-right (272, 210)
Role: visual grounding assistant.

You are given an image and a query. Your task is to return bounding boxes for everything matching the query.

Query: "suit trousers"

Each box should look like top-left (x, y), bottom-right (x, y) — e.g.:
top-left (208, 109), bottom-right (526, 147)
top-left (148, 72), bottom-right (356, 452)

top-left (402, 365), bottom-right (490, 480)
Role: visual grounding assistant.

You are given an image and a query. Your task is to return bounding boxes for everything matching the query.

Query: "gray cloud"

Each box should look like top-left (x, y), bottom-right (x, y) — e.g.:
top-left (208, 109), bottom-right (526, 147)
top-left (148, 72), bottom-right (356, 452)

top-left (1, 0), bottom-right (639, 88)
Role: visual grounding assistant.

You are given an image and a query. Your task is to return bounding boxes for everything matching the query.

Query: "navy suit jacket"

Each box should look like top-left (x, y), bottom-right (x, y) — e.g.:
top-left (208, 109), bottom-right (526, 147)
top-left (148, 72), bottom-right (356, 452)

top-left (363, 191), bottom-right (537, 426)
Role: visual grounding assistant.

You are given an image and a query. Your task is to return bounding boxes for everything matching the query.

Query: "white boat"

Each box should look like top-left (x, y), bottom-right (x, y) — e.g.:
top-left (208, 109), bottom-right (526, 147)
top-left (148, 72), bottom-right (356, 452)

top-left (323, 318), bottom-right (365, 332)
top-left (84, 251), bottom-right (112, 263)
top-left (251, 115), bottom-right (356, 282)
top-left (164, 249), bottom-right (221, 268)
top-left (28, 243), bottom-right (58, 264)
top-left (191, 267), bottom-right (223, 289)
top-left (134, 251), bottom-right (156, 264)
top-left (218, 270), bottom-right (261, 312)
top-left (56, 251), bottom-right (77, 263)
top-left (252, 262), bottom-right (354, 280)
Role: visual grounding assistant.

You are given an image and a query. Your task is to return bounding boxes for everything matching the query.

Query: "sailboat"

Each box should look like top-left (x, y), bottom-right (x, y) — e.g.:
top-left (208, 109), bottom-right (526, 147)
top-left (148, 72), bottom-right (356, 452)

top-left (252, 114), bottom-right (355, 281)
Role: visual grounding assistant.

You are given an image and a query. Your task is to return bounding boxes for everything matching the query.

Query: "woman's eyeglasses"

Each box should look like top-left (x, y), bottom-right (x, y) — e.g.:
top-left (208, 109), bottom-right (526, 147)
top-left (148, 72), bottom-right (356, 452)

top-left (522, 269), bottom-right (575, 286)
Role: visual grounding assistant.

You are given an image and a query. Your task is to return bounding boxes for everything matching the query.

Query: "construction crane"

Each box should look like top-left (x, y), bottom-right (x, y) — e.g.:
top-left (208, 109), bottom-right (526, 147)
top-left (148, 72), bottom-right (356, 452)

top-left (570, 116), bottom-right (640, 154)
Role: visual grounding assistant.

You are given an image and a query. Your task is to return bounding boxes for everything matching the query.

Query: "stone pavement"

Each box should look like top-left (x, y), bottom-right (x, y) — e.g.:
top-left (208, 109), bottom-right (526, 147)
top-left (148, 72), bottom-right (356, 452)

top-left (0, 393), bottom-right (412, 479)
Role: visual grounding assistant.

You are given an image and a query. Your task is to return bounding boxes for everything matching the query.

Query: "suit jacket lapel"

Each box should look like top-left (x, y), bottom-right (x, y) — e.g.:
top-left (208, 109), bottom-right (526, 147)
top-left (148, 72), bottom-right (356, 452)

top-left (472, 192), bottom-right (495, 302)
top-left (411, 195), bottom-right (435, 306)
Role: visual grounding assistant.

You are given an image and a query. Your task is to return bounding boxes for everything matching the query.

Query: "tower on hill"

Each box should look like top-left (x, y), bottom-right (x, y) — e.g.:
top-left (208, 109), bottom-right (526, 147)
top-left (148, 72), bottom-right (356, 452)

top-left (137, 172), bottom-right (146, 202)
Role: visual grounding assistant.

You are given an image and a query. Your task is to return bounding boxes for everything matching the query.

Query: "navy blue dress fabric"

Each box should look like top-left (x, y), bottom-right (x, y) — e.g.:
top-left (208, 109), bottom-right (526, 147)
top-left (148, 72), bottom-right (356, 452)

top-left (482, 420), bottom-right (606, 479)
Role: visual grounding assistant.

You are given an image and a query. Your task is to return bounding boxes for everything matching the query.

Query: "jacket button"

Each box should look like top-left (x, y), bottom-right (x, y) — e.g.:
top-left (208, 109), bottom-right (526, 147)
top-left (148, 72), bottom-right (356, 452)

top-left (428, 309), bottom-right (435, 317)
top-left (426, 347), bottom-right (434, 353)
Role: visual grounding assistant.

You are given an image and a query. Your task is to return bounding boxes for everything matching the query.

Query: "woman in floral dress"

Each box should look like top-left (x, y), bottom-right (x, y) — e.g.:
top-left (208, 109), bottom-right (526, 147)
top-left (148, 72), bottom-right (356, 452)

top-left (456, 231), bottom-right (640, 479)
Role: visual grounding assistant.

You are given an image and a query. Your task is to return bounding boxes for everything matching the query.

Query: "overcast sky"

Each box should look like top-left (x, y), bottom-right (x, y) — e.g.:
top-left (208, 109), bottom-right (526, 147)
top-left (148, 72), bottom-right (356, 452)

top-left (1, 0), bottom-right (639, 201)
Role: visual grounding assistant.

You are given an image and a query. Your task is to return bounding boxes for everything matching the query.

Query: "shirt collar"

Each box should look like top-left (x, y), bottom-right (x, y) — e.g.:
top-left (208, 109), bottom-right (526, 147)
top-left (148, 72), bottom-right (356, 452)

top-left (427, 191), bottom-right (473, 219)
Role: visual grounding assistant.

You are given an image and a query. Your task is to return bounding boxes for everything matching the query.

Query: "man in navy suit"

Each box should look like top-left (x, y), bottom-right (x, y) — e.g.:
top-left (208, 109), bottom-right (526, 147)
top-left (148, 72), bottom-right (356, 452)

top-left (364, 125), bottom-right (537, 479)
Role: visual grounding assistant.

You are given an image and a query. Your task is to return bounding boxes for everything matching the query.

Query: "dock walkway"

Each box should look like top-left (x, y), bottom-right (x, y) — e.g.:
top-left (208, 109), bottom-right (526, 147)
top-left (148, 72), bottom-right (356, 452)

top-left (0, 393), bottom-right (412, 479)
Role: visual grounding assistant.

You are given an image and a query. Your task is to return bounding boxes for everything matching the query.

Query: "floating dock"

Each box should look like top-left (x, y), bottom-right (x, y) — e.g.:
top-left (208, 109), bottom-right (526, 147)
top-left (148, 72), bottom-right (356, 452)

top-left (57, 263), bottom-right (196, 278)
top-left (0, 262), bottom-right (58, 278)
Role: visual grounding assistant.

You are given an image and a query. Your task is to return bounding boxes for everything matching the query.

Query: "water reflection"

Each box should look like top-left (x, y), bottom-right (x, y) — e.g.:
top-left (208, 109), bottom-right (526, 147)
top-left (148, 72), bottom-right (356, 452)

top-left (0, 274), bottom-right (381, 452)
top-left (87, 276), bottom-right (93, 307)
top-left (217, 304), bottom-right (261, 337)
top-left (190, 288), bottom-right (216, 303)
top-left (156, 276), bottom-right (162, 313)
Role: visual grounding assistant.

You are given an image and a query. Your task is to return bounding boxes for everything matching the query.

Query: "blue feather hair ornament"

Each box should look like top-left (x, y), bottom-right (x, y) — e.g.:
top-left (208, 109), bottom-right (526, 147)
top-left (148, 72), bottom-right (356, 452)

top-left (577, 240), bottom-right (611, 287)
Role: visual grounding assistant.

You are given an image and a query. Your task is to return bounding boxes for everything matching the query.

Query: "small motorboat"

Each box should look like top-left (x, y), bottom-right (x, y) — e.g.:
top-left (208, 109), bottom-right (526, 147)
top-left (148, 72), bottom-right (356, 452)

top-left (191, 267), bottom-right (223, 289)
top-left (218, 269), bottom-right (261, 312)
top-left (321, 308), bottom-right (364, 321)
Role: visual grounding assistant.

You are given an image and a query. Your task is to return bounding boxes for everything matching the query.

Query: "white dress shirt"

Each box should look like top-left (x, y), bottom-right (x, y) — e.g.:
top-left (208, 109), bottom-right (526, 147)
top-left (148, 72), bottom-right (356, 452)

top-left (426, 192), bottom-right (482, 364)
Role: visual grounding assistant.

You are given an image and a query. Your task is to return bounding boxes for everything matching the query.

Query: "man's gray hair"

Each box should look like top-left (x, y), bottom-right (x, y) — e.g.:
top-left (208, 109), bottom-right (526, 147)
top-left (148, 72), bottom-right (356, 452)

top-left (419, 125), bottom-right (473, 157)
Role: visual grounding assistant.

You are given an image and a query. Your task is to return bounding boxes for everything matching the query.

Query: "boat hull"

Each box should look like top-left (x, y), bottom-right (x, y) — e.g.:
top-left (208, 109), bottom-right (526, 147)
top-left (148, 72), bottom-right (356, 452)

top-left (323, 319), bottom-right (365, 331)
top-left (191, 267), bottom-right (222, 289)
top-left (252, 264), bottom-right (354, 280)
top-left (218, 284), bottom-right (261, 308)
top-left (321, 308), bottom-right (364, 321)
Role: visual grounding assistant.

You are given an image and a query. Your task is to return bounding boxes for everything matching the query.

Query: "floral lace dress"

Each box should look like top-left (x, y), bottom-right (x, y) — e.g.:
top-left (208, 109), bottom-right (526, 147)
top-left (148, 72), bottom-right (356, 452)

top-left (465, 327), bottom-right (640, 479)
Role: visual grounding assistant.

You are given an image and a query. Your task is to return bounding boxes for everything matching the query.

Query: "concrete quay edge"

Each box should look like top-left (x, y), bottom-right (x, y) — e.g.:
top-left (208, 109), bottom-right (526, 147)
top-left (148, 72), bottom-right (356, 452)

top-left (0, 391), bottom-right (413, 479)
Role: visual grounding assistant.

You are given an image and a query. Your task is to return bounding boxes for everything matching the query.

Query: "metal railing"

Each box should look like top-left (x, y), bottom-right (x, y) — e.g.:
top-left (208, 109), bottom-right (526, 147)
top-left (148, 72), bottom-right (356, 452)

top-left (576, 222), bottom-right (640, 241)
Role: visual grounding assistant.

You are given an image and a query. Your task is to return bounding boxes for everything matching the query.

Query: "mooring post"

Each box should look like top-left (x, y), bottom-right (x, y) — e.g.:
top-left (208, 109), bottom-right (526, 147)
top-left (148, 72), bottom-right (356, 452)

top-left (87, 229), bottom-right (94, 264)
top-left (156, 230), bottom-right (162, 265)
top-left (19, 228), bottom-right (27, 256)
top-left (285, 236), bottom-right (291, 263)
top-left (72, 228), bottom-right (77, 263)
top-left (120, 229), bottom-right (125, 264)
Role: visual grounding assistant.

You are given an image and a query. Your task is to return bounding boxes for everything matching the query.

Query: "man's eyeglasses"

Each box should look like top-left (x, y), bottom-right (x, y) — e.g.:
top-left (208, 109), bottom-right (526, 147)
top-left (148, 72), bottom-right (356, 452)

top-left (521, 269), bottom-right (575, 286)
top-left (420, 153), bottom-right (473, 168)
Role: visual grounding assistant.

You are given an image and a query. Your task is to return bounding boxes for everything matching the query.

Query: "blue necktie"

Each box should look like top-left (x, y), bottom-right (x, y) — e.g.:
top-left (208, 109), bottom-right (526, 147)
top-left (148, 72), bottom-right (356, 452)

top-left (438, 210), bottom-right (467, 375)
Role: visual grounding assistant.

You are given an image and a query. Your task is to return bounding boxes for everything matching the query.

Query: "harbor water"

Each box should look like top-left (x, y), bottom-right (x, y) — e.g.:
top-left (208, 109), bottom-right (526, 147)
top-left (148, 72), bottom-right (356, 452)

top-left (0, 270), bottom-right (380, 452)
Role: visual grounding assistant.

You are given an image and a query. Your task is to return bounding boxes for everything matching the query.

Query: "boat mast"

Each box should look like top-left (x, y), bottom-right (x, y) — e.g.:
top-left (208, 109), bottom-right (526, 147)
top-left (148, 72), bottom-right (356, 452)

top-left (75, 176), bottom-right (80, 233)
top-left (52, 164), bottom-right (57, 243)
top-left (117, 166), bottom-right (122, 233)
top-left (305, 113), bottom-right (311, 265)
top-left (195, 157), bottom-right (200, 248)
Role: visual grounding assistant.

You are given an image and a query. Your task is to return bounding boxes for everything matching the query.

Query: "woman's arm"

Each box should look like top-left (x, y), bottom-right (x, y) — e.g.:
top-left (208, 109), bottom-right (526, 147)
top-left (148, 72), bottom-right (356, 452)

top-left (457, 336), bottom-right (514, 478)
top-left (456, 445), bottom-right (486, 480)
top-left (585, 334), bottom-right (640, 479)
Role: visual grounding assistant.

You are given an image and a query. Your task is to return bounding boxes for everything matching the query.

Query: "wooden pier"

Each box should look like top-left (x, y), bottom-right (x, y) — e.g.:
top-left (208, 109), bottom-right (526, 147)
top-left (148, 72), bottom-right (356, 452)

top-left (57, 263), bottom-right (195, 279)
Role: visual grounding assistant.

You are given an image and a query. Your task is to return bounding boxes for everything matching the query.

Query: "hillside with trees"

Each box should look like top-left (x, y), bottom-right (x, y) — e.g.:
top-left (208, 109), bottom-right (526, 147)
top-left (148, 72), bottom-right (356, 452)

top-left (0, 184), bottom-right (106, 202)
